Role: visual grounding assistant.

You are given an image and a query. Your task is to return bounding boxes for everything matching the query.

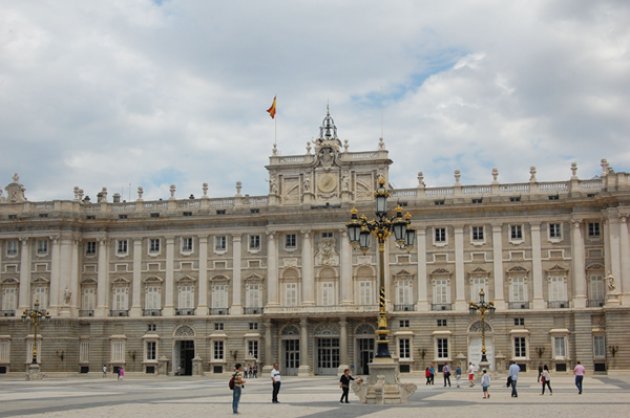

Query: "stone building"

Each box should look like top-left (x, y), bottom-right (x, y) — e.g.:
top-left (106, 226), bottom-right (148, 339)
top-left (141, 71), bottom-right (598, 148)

top-left (0, 110), bottom-right (629, 377)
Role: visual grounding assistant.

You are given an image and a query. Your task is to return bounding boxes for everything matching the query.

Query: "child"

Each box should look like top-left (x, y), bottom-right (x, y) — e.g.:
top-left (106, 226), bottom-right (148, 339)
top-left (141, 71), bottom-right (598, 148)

top-left (481, 369), bottom-right (491, 399)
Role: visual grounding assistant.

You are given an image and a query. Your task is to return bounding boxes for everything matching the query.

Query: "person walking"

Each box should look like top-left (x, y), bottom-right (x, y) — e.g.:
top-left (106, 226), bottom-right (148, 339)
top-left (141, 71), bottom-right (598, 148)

top-left (508, 361), bottom-right (520, 398)
top-left (541, 364), bottom-right (553, 395)
top-left (102, 364), bottom-right (107, 378)
top-left (117, 366), bottom-right (125, 382)
top-left (425, 367), bottom-right (431, 385)
top-left (480, 369), bottom-right (491, 399)
top-left (429, 365), bottom-right (435, 385)
top-left (455, 365), bottom-right (462, 388)
top-left (467, 362), bottom-right (476, 387)
top-left (574, 361), bottom-right (585, 394)
top-left (443, 363), bottom-right (451, 387)
top-left (339, 368), bottom-right (355, 403)
top-left (271, 362), bottom-right (281, 403)
top-left (232, 363), bottom-right (245, 414)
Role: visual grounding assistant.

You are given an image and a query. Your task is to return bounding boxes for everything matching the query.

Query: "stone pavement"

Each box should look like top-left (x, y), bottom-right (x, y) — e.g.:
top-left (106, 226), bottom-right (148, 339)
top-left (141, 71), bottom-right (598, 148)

top-left (1, 373), bottom-right (629, 418)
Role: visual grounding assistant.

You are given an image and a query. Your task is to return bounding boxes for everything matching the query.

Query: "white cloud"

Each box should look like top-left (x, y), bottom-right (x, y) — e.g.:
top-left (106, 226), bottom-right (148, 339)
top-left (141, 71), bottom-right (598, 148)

top-left (0, 0), bottom-right (629, 201)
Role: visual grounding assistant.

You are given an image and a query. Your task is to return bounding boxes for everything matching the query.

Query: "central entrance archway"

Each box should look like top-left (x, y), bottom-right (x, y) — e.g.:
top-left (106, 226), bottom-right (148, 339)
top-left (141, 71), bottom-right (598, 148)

top-left (467, 321), bottom-right (495, 371)
top-left (173, 325), bottom-right (195, 376)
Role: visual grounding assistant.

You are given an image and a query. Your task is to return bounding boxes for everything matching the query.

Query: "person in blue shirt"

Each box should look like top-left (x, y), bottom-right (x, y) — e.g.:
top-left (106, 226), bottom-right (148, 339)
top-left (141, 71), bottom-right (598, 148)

top-left (508, 361), bottom-right (521, 398)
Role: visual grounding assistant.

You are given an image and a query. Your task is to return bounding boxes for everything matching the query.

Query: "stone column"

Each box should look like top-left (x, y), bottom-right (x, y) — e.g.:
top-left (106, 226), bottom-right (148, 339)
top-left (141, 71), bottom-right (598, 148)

top-left (264, 320), bottom-right (273, 371)
top-left (492, 224), bottom-right (505, 310)
top-left (231, 234), bottom-right (243, 315)
top-left (163, 237), bottom-right (175, 316)
top-left (69, 240), bottom-right (79, 316)
top-left (197, 237), bottom-right (208, 316)
top-left (130, 239), bottom-right (143, 317)
top-left (454, 226), bottom-right (466, 310)
top-left (620, 217), bottom-right (630, 300)
top-left (416, 228), bottom-right (428, 311)
top-left (571, 220), bottom-right (587, 308)
top-left (96, 239), bottom-right (109, 317)
top-left (49, 238), bottom-right (61, 312)
top-left (298, 317), bottom-right (311, 376)
top-left (18, 238), bottom-right (31, 310)
top-left (301, 230), bottom-right (315, 305)
top-left (338, 317), bottom-right (349, 373)
top-left (531, 223), bottom-right (545, 309)
top-left (58, 239), bottom-right (73, 312)
top-left (266, 232), bottom-right (279, 306)
top-left (340, 230), bottom-right (353, 305)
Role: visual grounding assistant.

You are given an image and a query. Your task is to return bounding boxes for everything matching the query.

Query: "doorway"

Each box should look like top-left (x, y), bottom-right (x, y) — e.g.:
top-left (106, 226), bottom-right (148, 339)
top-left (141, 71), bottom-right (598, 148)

top-left (467, 337), bottom-right (495, 371)
top-left (356, 338), bottom-right (374, 375)
top-left (316, 337), bottom-right (340, 375)
top-left (283, 339), bottom-right (300, 376)
top-left (176, 340), bottom-right (195, 375)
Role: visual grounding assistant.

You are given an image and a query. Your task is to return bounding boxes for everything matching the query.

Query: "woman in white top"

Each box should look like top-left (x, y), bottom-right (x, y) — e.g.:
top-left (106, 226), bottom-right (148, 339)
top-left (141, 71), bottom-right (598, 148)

top-left (541, 364), bottom-right (553, 395)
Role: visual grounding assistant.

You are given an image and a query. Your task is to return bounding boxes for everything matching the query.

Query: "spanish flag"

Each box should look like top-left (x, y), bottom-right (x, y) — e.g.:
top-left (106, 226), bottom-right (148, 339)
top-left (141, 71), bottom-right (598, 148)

top-left (266, 96), bottom-right (277, 119)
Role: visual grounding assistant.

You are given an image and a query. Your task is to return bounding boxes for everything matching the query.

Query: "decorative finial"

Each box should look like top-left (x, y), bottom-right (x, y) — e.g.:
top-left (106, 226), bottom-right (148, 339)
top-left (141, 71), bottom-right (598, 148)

top-left (169, 184), bottom-right (176, 199)
top-left (571, 162), bottom-right (578, 179)
top-left (417, 171), bottom-right (425, 188)
top-left (202, 182), bottom-right (208, 198)
top-left (137, 186), bottom-right (144, 201)
top-left (492, 168), bottom-right (498, 183)
top-left (454, 169), bottom-right (461, 185)
top-left (236, 181), bottom-right (242, 196)
top-left (529, 166), bottom-right (537, 182)
top-left (272, 143), bottom-right (278, 155)
top-left (378, 137), bottom-right (385, 150)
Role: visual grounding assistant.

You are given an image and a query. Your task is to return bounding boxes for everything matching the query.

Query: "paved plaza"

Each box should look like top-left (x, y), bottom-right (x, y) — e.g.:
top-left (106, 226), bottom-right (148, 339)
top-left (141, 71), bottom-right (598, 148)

top-left (1, 373), bottom-right (629, 418)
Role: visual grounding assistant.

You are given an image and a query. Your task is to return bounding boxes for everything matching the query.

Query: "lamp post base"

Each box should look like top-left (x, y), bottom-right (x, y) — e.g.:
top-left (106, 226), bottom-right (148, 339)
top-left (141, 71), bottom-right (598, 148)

top-left (26, 363), bottom-right (43, 381)
top-left (351, 357), bottom-right (417, 404)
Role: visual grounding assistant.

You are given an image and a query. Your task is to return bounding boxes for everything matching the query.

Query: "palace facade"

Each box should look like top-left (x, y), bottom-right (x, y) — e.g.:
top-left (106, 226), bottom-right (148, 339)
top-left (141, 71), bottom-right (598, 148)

top-left (1, 110), bottom-right (629, 377)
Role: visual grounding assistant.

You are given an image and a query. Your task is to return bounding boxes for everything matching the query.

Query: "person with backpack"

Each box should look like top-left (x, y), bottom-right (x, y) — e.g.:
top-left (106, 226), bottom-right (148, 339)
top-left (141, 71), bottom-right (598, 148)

top-left (541, 364), bottom-right (553, 395)
top-left (230, 363), bottom-right (245, 414)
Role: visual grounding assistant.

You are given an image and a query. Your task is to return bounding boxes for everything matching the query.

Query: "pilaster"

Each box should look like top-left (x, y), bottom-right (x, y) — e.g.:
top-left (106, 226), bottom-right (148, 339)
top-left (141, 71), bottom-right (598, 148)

top-left (340, 230), bottom-right (353, 305)
top-left (531, 223), bottom-right (545, 309)
top-left (95, 238), bottom-right (109, 317)
top-left (163, 237), bottom-right (174, 316)
top-left (298, 317), bottom-right (311, 376)
top-left (454, 226), bottom-right (466, 310)
top-left (18, 238), bottom-right (31, 310)
top-left (231, 234), bottom-right (243, 315)
top-left (416, 228), bottom-right (429, 311)
top-left (197, 236), bottom-right (208, 316)
top-left (492, 224), bottom-right (505, 310)
top-left (301, 230), bottom-right (315, 305)
top-left (571, 220), bottom-right (586, 308)
top-left (266, 232), bottom-right (279, 306)
top-left (130, 239), bottom-right (143, 317)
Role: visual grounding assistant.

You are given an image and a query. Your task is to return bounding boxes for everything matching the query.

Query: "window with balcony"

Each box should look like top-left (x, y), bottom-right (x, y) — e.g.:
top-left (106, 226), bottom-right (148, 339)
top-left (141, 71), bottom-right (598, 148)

top-left (394, 278), bottom-right (414, 311)
top-left (469, 277), bottom-right (487, 302)
top-left (358, 280), bottom-right (374, 305)
top-left (80, 286), bottom-right (96, 315)
top-left (245, 283), bottom-right (261, 313)
top-left (32, 285), bottom-right (48, 309)
top-left (588, 274), bottom-right (605, 307)
top-left (283, 282), bottom-right (298, 306)
top-left (211, 283), bottom-right (228, 314)
top-left (548, 275), bottom-right (568, 307)
top-left (1, 286), bottom-right (17, 314)
top-left (432, 278), bottom-right (451, 310)
top-left (319, 281), bottom-right (335, 306)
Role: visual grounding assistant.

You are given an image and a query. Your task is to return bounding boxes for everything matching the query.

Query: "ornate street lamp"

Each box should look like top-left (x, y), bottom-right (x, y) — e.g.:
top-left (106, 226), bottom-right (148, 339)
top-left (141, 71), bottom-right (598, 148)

top-left (469, 289), bottom-right (495, 363)
top-left (21, 300), bottom-right (51, 365)
top-left (347, 175), bottom-right (415, 358)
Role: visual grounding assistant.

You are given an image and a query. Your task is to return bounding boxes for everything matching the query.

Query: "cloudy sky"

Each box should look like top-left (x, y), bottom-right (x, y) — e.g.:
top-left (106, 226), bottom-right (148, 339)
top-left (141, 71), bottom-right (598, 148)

top-left (1, 0), bottom-right (629, 202)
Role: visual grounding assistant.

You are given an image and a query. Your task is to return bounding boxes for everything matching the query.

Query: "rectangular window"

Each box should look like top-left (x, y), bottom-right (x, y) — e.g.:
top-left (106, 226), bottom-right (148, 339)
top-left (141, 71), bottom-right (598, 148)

top-left (588, 222), bottom-right (600, 238)
top-left (181, 237), bottom-right (193, 252)
top-left (510, 225), bottom-right (523, 240)
top-left (145, 286), bottom-right (161, 310)
top-left (509, 277), bottom-right (528, 302)
top-left (6, 240), bottom-right (18, 256)
top-left (548, 276), bottom-right (567, 302)
top-left (81, 287), bottom-right (96, 310)
top-left (249, 322), bottom-right (258, 330)
top-left (553, 336), bottom-right (566, 358)
top-left (358, 281), bottom-right (373, 305)
top-left (85, 241), bottom-right (97, 256)
top-left (549, 223), bottom-right (562, 239)
top-left (36, 240), bottom-right (48, 255)
top-left (146, 341), bottom-right (157, 360)
top-left (433, 279), bottom-right (451, 304)
top-left (147, 324), bottom-right (157, 332)
top-left (472, 226), bottom-right (484, 241)
top-left (32, 286), bottom-right (48, 309)
top-left (247, 340), bottom-right (259, 359)
top-left (213, 340), bottom-right (224, 360)
top-left (211, 284), bottom-right (228, 309)
top-left (285, 233), bottom-right (297, 249)
top-left (177, 285), bottom-right (195, 309)
top-left (321, 231), bottom-right (333, 239)
top-left (437, 338), bottom-right (449, 359)
top-left (469, 278), bottom-right (487, 302)
top-left (215, 236), bottom-right (227, 252)
top-left (319, 282), bottom-right (335, 306)
top-left (399, 319), bottom-right (410, 328)
top-left (395, 280), bottom-right (413, 306)
top-left (149, 238), bottom-right (160, 254)
top-left (284, 283), bottom-right (298, 306)
top-left (593, 336), bottom-right (606, 358)
top-left (399, 338), bottom-right (411, 359)
top-left (514, 337), bottom-right (527, 358)
top-left (1, 287), bottom-right (17, 311)
top-left (111, 340), bottom-right (125, 363)
top-left (79, 340), bottom-right (89, 364)
top-left (434, 227), bottom-right (446, 243)
top-left (0, 339), bottom-right (10, 363)
top-left (245, 283), bottom-right (261, 308)
top-left (437, 319), bottom-right (447, 327)
top-left (214, 323), bottom-right (224, 331)
top-left (112, 287), bottom-right (128, 311)
top-left (249, 235), bottom-right (261, 251)
top-left (513, 317), bottom-right (525, 326)
top-left (117, 240), bottom-right (128, 255)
